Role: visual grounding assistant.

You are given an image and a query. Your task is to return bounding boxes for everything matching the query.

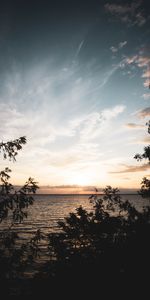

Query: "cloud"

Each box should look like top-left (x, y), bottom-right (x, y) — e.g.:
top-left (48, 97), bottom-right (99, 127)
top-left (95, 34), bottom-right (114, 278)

top-left (110, 46), bottom-right (118, 53)
top-left (40, 184), bottom-right (96, 190)
top-left (142, 93), bottom-right (150, 100)
top-left (141, 136), bottom-right (150, 143)
top-left (105, 1), bottom-right (147, 27)
top-left (124, 55), bottom-right (150, 87)
top-left (0, 103), bottom-right (28, 140)
top-left (44, 143), bottom-right (102, 169)
top-left (75, 105), bottom-right (126, 140)
top-left (125, 55), bottom-right (150, 67)
top-left (0, 58), bottom-right (126, 170)
top-left (142, 68), bottom-right (150, 88)
top-left (102, 105), bottom-right (125, 119)
top-left (0, 57), bottom-right (128, 186)
top-left (137, 57), bottom-right (150, 67)
top-left (131, 136), bottom-right (150, 145)
top-left (119, 41), bottom-right (127, 48)
top-left (125, 55), bottom-right (138, 65)
top-left (137, 107), bottom-right (150, 118)
top-left (105, 2), bottom-right (141, 14)
top-left (125, 123), bottom-right (145, 129)
top-left (41, 184), bottom-right (85, 189)
top-left (37, 185), bottom-right (97, 194)
top-left (110, 163), bottom-right (150, 174)
top-left (134, 12), bottom-right (147, 26)
top-left (110, 41), bottom-right (127, 53)
top-left (38, 184), bottom-right (138, 194)
top-left (75, 40), bottom-right (84, 57)
top-left (41, 106), bottom-right (125, 169)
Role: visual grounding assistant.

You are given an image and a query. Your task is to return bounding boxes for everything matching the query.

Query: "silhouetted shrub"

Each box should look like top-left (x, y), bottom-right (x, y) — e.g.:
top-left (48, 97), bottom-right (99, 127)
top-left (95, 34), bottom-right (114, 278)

top-left (0, 137), bottom-right (39, 281)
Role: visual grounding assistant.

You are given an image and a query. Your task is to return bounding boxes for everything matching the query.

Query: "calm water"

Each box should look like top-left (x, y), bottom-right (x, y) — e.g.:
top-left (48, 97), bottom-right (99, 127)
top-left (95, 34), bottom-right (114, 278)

top-left (1, 193), bottom-right (149, 275)
top-left (1, 193), bottom-right (149, 239)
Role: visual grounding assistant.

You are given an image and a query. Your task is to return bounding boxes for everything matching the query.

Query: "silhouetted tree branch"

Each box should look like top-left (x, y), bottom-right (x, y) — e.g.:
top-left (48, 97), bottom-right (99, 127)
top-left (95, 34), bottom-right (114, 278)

top-left (134, 122), bottom-right (150, 163)
top-left (0, 136), bottom-right (26, 161)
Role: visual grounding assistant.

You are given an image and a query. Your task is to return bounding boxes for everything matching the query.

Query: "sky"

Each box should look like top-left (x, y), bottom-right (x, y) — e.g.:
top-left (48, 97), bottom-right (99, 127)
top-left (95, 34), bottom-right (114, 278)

top-left (0, 0), bottom-right (150, 193)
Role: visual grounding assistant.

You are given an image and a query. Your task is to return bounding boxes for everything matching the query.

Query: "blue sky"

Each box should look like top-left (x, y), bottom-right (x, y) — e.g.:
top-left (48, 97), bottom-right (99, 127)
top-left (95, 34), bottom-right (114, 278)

top-left (0, 0), bottom-right (150, 192)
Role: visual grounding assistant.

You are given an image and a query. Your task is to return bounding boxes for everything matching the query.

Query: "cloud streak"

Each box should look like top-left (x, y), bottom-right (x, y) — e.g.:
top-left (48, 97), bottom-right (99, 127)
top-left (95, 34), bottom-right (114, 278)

top-left (125, 123), bottom-right (145, 129)
top-left (110, 163), bottom-right (150, 174)
top-left (75, 40), bottom-right (84, 57)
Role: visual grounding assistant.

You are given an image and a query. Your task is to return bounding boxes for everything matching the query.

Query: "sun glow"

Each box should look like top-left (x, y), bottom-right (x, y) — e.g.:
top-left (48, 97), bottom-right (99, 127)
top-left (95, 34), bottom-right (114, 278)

top-left (67, 167), bottom-right (108, 186)
top-left (68, 174), bottom-right (92, 186)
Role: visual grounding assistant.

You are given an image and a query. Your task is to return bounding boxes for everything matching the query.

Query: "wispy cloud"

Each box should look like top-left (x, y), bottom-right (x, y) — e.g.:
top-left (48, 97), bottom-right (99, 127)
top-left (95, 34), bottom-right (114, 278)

top-left (124, 54), bottom-right (150, 87)
top-left (73, 105), bottom-right (126, 141)
top-left (105, 1), bottom-right (141, 14)
top-left (137, 56), bottom-right (150, 67)
top-left (38, 184), bottom-right (101, 194)
top-left (125, 123), bottom-right (145, 129)
top-left (105, 1), bottom-right (147, 27)
top-left (141, 136), bottom-right (150, 143)
top-left (0, 103), bottom-right (27, 140)
top-left (142, 93), bottom-right (150, 100)
top-left (101, 105), bottom-right (125, 119)
top-left (75, 40), bottom-right (84, 57)
top-left (110, 163), bottom-right (150, 174)
top-left (0, 57), bottom-right (126, 186)
top-left (110, 41), bottom-right (127, 53)
top-left (125, 55), bottom-right (138, 65)
top-left (119, 41), bottom-right (127, 48)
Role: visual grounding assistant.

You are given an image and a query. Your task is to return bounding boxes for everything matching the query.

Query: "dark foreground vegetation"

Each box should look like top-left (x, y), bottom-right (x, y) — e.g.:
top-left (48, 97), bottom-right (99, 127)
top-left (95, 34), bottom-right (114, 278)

top-left (0, 123), bottom-right (150, 297)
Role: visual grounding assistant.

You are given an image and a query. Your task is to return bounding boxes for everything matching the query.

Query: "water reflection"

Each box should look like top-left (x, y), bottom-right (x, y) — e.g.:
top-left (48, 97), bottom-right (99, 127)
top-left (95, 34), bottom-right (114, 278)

top-left (0, 194), bottom-right (149, 239)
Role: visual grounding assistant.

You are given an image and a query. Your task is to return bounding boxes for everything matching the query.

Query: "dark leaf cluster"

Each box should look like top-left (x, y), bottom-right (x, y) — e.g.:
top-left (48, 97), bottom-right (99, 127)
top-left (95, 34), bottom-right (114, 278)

top-left (0, 136), bottom-right (26, 161)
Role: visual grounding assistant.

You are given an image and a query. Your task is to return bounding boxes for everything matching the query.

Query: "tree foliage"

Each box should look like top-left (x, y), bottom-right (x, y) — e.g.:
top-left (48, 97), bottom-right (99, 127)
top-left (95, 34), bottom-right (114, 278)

top-left (134, 120), bottom-right (150, 198)
top-left (0, 167), bottom-right (38, 223)
top-left (0, 136), bottom-right (39, 280)
top-left (134, 121), bottom-right (150, 162)
top-left (47, 186), bottom-right (150, 281)
top-left (0, 136), bottom-right (26, 161)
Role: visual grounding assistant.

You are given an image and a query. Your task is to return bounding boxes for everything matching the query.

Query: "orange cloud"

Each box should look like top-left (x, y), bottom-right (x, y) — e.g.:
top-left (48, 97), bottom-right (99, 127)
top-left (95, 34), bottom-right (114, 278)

top-left (125, 123), bottom-right (145, 129)
top-left (110, 163), bottom-right (150, 174)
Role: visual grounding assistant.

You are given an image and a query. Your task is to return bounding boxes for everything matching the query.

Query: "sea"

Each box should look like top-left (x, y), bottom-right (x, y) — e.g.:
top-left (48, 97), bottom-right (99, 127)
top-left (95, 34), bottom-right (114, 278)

top-left (1, 193), bottom-right (149, 238)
